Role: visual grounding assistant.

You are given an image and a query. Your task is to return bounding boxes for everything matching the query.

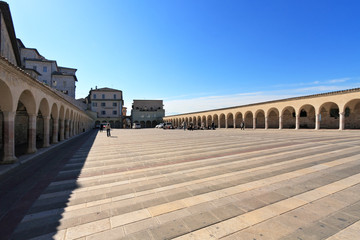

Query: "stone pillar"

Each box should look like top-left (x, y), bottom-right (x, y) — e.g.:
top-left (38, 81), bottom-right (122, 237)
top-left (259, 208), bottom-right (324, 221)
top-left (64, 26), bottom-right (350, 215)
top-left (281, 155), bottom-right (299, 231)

top-left (253, 118), bottom-right (256, 130)
top-left (265, 117), bottom-right (268, 130)
top-left (65, 120), bottom-right (69, 139)
top-left (27, 114), bottom-right (37, 154)
top-left (295, 115), bottom-right (300, 130)
top-left (43, 116), bottom-right (50, 148)
top-left (52, 119), bottom-right (58, 144)
top-left (339, 112), bottom-right (345, 130)
top-left (2, 111), bottom-right (17, 163)
top-left (233, 117), bottom-right (236, 128)
top-left (279, 116), bottom-right (283, 130)
top-left (59, 119), bottom-right (64, 141)
top-left (225, 118), bottom-right (228, 129)
top-left (315, 114), bottom-right (320, 130)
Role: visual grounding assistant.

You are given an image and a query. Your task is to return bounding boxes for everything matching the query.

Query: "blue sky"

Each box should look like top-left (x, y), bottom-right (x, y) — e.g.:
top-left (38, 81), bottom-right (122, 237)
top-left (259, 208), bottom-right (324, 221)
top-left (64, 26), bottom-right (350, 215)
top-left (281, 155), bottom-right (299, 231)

top-left (9, 0), bottom-right (360, 115)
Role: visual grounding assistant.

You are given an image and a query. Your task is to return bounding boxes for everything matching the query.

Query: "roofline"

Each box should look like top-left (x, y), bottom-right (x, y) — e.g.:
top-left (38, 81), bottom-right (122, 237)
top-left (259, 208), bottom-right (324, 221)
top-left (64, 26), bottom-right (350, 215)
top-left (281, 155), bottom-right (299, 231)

top-left (58, 66), bottom-right (77, 71)
top-left (165, 88), bottom-right (360, 117)
top-left (0, 1), bottom-right (21, 66)
top-left (90, 88), bottom-right (122, 93)
top-left (19, 47), bottom-right (43, 58)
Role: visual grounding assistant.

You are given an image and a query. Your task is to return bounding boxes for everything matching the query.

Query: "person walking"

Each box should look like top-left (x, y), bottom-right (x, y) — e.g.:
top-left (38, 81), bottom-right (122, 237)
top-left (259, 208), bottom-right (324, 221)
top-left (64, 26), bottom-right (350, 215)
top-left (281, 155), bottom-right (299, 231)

top-left (183, 121), bottom-right (187, 131)
top-left (106, 123), bottom-right (111, 137)
top-left (240, 121), bottom-right (245, 130)
top-left (211, 122), bottom-right (215, 130)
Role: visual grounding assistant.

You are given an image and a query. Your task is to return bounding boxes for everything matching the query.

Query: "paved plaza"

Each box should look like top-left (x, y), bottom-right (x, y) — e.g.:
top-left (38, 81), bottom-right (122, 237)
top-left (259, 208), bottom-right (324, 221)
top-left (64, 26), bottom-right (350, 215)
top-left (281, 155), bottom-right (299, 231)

top-left (3, 129), bottom-right (360, 239)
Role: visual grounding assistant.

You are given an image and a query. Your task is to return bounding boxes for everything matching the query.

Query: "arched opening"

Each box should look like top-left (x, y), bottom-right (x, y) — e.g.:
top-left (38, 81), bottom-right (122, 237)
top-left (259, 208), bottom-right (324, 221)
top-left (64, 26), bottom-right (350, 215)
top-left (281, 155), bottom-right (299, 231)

top-left (255, 110), bottom-right (265, 129)
top-left (0, 80), bottom-right (13, 161)
top-left (299, 104), bottom-right (316, 129)
top-left (115, 120), bottom-right (121, 128)
top-left (319, 102), bottom-right (340, 129)
top-left (15, 90), bottom-right (37, 156)
top-left (59, 106), bottom-right (65, 141)
top-left (344, 99), bottom-right (360, 129)
top-left (282, 107), bottom-right (296, 129)
top-left (37, 98), bottom-right (50, 148)
top-left (235, 112), bottom-right (243, 128)
top-left (219, 114), bottom-right (226, 128)
top-left (36, 110), bottom-right (44, 148)
top-left (213, 114), bottom-right (219, 128)
top-left (95, 120), bottom-right (100, 127)
top-left (109, 120), bottom-right (115, 128)
top-left (145, 121), bottom-right (151, 128)
top-left (197, 116), bottom-right (201, 127)
top-left (202, 116), bottom-right (206, 128)
top-left (227, 113), bottom-right (234, 128)
top-left (140, 121), bottom-right (145, 128)
top-left (152, 120), bottom-right (157, 128)
top-left (244, 111), bottom-right (253, 129)
top-left (267, 108), bottom-right (279, 129)
top-left (207, 115), bottom-right (212, 128)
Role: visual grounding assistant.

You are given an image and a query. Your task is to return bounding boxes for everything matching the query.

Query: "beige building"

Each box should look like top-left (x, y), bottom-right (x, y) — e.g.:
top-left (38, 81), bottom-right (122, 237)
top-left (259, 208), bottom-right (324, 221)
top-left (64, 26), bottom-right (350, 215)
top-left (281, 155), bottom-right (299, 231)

top-left (0, 2), bottom-right (94, 163)
top-left (164, 88), bottom-right (360, 130)
top-left (17, 39), bottom-right (78, 98)
top-left (89, 87), bottom-right (124, 128)
top-left (131, 100), bottom-right (165, 128)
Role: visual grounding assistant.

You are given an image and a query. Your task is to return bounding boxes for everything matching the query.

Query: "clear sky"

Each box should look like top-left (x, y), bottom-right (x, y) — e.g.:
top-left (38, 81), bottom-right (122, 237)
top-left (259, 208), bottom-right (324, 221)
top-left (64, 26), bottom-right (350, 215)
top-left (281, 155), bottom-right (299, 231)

top-left (8, 0), bottom-right (360, 115)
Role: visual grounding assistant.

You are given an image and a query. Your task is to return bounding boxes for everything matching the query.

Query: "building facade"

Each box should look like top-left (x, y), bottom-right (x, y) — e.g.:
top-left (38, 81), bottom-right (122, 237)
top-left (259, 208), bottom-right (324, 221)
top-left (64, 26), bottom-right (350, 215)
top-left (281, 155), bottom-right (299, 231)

top-left (131, 100), bottom-right (165, 128)
top-left (89, 87), bottom-right (124, 128)
top-left (17, 39), bottom-right (78, 98)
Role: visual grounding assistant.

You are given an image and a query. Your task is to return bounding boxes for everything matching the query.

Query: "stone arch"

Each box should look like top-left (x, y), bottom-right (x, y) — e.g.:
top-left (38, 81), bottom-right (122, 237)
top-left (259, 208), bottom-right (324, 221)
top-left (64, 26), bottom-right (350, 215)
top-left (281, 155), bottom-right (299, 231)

top-left (109, 120), bottom-right (115, 128)
top-left (267, 108), bottom-right (279, 129)
top-left (244, 111), bottom-right (253, 129)
top-left (344, 99), bottom-right (360, 129)
top-left (235, 112), bottom-right (243, 128)
top-left (319, 102), bottom-right (340, 129)
top-left (37, 98), bottom-right (50, 148)
top-left (115, 120), bottom-right (121, 128)
top-left (0, 80), bottom-right (13, 112)
top-left (213, 114), bottom-right (219, 128)
top-left (201, 116), bottom-right (206, 128)
top-left (197, 116), bottom-right (201, 127)
top-left (207, 115), bottom-right (212, 128)
top-left (140, 121), bottom-right (145, 128)
top-left (15, 90), bottom-right (37, 157)
top-left (219, 114), bottom-right (226, 128)
top-left (227, 113), bottom-right (234, 128)
top-left (255, 110), bottom-right (265, 129)
top-left (298, 104), bottom-right (316, 129)
top-left (152, 120), bottom-right (157, 128)
top-left (281, 106), bottom-right (296, 129)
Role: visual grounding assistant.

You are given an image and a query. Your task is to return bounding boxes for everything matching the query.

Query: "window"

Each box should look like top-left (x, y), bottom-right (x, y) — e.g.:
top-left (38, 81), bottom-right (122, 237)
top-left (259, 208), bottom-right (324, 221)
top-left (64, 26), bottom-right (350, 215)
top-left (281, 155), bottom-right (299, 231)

top-left (63, 81), bottom-right (67, 87)
top-left (113, 111), bottom-right (117, 115)
top-left (101, 111), bottom-right (106, 115)
top-left (113, 102), bottom-right (117, 107)
top-left (102, 94), bottom-right (105, 99)
top-left (114, 94), bottom-right (117, 99)
top-left (92, 102), bottom-right (97, 107)
top-left (93, 94), bottom-right (96, 99)
top-left (43, 66), bottom-right (47, 72)
top-left (101, 102), bottom-right (106, 107)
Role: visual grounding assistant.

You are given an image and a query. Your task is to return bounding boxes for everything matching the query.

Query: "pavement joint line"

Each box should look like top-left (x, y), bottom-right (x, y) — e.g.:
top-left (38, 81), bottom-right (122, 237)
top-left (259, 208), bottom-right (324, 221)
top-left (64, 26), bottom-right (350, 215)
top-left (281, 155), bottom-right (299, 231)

top-left (37, 146), bottom-right (360, 203)
top-left (25, 154), bottom-right (357, 230)
top-left (173, 172), bottom-right (360, 240)
top-left (54, 141), bottom-right (355, 183)
top-left (324, 220), bottom-right (360, 240)
top-left (34, 147), bottom-right (360, 212)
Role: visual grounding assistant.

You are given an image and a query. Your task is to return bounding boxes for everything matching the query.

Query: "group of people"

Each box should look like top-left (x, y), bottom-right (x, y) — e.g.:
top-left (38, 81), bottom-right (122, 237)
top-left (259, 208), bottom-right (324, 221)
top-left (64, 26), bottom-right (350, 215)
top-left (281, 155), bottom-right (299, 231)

top-left (100, 123), bottom-right (112, 137)
top-left (182, 121), bottom-right (246, 130)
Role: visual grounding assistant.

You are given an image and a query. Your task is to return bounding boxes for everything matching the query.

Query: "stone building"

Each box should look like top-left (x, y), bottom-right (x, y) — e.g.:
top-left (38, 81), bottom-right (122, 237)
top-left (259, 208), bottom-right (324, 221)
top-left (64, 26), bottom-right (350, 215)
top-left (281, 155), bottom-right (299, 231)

top-left (89, 87), bottom-right (124, 128)
top-left (0, 1), bottom-right (94, 163)
top-left (17, 39), bottom-right (78, 98)
top-left (131, 100), bottom-right (164, 128)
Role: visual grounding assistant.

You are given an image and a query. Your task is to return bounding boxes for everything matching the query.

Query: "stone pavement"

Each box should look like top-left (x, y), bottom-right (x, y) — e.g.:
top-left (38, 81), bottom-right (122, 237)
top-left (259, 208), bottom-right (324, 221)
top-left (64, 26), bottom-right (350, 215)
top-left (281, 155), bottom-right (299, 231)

top-left (4, 129), bottom-right (360, 239)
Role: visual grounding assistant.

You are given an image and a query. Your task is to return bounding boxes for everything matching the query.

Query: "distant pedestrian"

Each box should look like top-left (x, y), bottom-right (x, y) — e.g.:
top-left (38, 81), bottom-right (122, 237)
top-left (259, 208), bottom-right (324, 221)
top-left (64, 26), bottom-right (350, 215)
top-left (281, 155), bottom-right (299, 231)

top-left (183, 121), bottom-right (187, 131)
top-left (240, 121), bottom-right (245, 130)
top-left (100, 124), bottom-right (103, 132)
top-left (106, 123), bottom-right (111, 137)
top-left (211, 122), bottom-right (215, 130)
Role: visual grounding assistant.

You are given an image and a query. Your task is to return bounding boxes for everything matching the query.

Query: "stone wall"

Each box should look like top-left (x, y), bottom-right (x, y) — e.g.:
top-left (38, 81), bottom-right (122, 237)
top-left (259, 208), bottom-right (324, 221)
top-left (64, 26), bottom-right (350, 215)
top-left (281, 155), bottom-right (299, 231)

top-left (0, 14), bottom-right (16, 65)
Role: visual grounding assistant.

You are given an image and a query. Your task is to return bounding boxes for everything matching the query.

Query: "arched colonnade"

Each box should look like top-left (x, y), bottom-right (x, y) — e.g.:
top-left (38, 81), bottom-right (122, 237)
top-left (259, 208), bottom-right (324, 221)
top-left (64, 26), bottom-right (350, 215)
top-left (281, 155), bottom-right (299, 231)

top-left (164, 89), bottom-right (360, 131)
top-left (0, 59), bottom-right (93, 163)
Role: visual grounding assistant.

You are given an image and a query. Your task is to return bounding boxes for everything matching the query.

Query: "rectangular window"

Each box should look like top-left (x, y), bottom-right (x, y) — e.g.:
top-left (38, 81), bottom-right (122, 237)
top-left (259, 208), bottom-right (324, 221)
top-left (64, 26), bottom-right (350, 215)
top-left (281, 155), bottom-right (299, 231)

top-left (101, 111), bottom-right (106, 115)
top-left (101, 102), bottom-right (106, 107)
top-left (113, 102), bottom-right (117, 107)
top-left (114, 94), bottom-right (117, 99)
top-left (113, 111), bottom-right (117, 115)
top-left (93, 94), bottom-right (96, 99)
top-left (102, 94), bottom-right (105, 99)
top-left (43, 66), bottom-right (47, 72)
top-left (92, 102), bottom-right (97, 107)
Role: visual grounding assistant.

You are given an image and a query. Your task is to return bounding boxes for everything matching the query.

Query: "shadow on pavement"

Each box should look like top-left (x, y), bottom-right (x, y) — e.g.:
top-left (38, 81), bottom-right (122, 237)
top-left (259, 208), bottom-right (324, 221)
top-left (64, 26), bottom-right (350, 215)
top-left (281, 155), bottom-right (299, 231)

top-left (0, 130), bottom-right (98, 240)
